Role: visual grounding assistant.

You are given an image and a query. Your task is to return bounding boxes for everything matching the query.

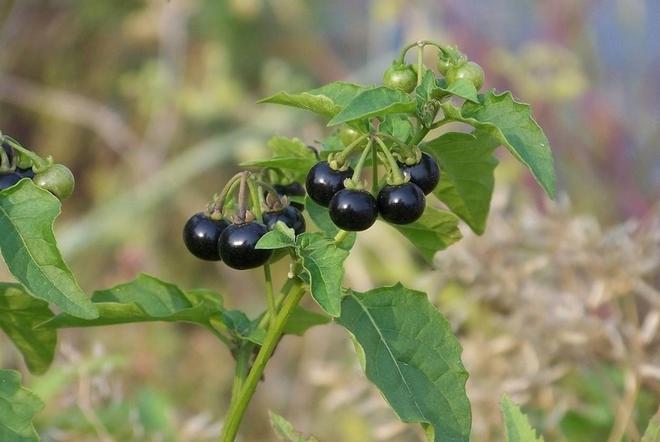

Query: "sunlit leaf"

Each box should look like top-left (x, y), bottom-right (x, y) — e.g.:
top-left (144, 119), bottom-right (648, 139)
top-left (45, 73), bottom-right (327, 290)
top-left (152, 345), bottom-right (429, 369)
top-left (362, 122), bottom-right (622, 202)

top-left (501, 395), bottom-right (544, 442)
top-left (328, 87), bottom-right (416, 126)
top-left (258, 82), bottom-right (365, 117)
top-left (0, 369), bottom-right (43, 442)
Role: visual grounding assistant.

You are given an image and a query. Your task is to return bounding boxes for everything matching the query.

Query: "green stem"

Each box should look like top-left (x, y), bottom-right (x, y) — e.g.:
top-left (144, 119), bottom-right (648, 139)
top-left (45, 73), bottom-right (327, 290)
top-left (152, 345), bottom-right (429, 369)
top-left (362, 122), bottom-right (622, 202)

top-left (263, 263), bottom-right (276, 318)
top-left (2, 136), bottom-right (50, 171)
top-left (410, 126), bottom-right (430, 145)
top-left (209, 172), bottom-right (245, 216)
top-left (374, 136), bottom-right (404, 184)
top-left (417, 43), bottom-right (424, 86)
top-left (375, 133), bottom-right (414, 157)
top-left (335, 134), bottom-right (368, 164)
top-left (219, 281), bottom-right (305, 442)
top-left (371, 141), bottom-right (378, 194)
top-left (334, 229), bottom-right (349, 245)
top-left (350, 139), bottom-right (373, 184)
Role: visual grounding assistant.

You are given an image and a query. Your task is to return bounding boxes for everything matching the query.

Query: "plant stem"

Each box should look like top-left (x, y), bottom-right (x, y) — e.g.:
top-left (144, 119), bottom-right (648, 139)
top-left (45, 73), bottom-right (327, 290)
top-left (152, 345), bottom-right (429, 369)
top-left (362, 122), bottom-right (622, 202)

top-left (350, 139), bottom-right (373, 184)
top-left (336, 134), bottom-right (368, 164)
top-left (220, 281), bottom-right (305, 442)
top-left (209, 172), bottom-right (245, 216)
top-left (334, 229), bottom-right (349, 245)
top-left (417, 43), bottom-right (424, 86)
top-left (374, 136), bottom-right (404, 184)
top-left (263, 263), bottom-right (276, 318)
top-left (2, 135), bottom-right (50, 170)
top-left (371, 141), bottom-right (378, 194)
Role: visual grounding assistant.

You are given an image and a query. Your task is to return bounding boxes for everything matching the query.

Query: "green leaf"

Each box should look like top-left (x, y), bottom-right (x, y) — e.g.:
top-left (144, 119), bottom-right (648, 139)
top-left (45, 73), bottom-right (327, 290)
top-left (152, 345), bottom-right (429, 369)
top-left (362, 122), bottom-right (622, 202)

top-left (283, 306), bottom-right (330, 336)
top-left (461, 91), bottom-right (556, 198)
top-left (0, 283), bottom-right (56, 375)
top-left (42, 274), bottom-right (223, 332)
top-left (380, 115), bottom-right (413, 143)
top-left (415, 71), bottom-right (441, 127)
top-left (440, 78), bottom-right (479, 103)
top-left (424, 130), bottom-right (499, 234)
top-left (295, 232), bottom-right (348, 317)
top-left (304, 197), bottom-right (355, 250)
top-left (642, 408), bottom-right (660, 442)
top-left (0, 180), bottom-right (98, 319)
top-left (328, 87), bottom-right (416, 126)
top-left (269, 410), bottom-right (319, 442)
top-left (390, 206), bottom-right (462, 262)
top-left (268, 136), bottom-right (317, 159)
top-left (258, 81), bottom-right (365, 117)
top-left (0, 369), bottom-right (43, 442)
top-left (501, 395), bottom-right (544, 442)
top-left (256, 222), bottom-right (296, 250)
top-left (240, 157), bottom-right (317, 173)
top-left (337, 284), bottom-right (471, 442)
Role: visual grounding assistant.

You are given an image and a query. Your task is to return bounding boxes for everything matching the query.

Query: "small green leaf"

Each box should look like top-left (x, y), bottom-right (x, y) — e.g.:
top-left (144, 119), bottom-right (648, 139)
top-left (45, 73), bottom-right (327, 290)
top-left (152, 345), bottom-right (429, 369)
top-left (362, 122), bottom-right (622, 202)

top-left (390, 206), bottom-right (462, 262)
top-left (256, 222), bottom-right (296, 250)
top-left (240, 157), bottom-right (317, 173)
top-left (440, 78), bottom-right (479, 103)
top-left (415, 71), bottom-right (441, 127)
top-left (0, 369), bottom-right (43, 442)
top-left (380, 115), bottom-right (413, 143)
top-left (42, 274), bottom-right (223, 332)
top-left (283, 306), bottom-right (330, 336)
top-left (461, 91), bottom-right (556, 198)
top-left (296, 232), bottom-right (348, 317)
top-left (642, 407), bottom-right (660, 442)
top-left (501, 395), bottom-right (544, 442)
top-left (424, 130), bottom-right (499, 234)
top-left (0, 180), bottom-right (98, 319)
top-left (328, 87), bottom-right (416, 126)
top-left (0, 283), bottom-right (56, 375)
top-left (337, 284), bottom-right (471, 442)
top-left (268, 136), bottom-right (317, 159)
top-left (305, 197), bottom-right (355, 250)
top-left (269, 410), bottom-right (319, 442)
top-left (258, 82), bottom-right (365, 117)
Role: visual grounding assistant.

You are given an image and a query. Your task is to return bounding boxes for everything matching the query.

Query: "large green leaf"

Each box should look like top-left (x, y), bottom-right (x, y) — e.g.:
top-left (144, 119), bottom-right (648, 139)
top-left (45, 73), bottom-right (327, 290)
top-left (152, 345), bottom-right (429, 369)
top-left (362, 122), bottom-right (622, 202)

top-left (642, 407), bottom-right (660, 442)
top-left (283, 306), bottom-right (330, 336)
top-left (42, 274), bottom-right (223, 332)
top-left (501, 395), bottom-right (544, 442)
top-left (0, 180), bottom-right (98, 319)
top-left (0, 369), bottom-right (43, 442)
top-left (461, 91), bottom-right (556, 198)
top-left (256, 222), bottom-right (296, 250)
top-left (304, 197), bottom-right (355, 250)
top-left (258, 82), bottom-right (365, 117)
top-left (269, 411), bottom-right (319, 442)
top-left (328, 87), bottom-right (416, 126)
top-left (424, 130), bottom-right (499, 235)
top-left (295, 232), bottom-right (348, 317)
top-left (390, 206), bottom-right (462, 262)
top-left (337, 284), bottom-right (471, 442)
top-left (0, 283), bottom-right (56, 375)
top-left (440, 78), bottom-right (479, 103)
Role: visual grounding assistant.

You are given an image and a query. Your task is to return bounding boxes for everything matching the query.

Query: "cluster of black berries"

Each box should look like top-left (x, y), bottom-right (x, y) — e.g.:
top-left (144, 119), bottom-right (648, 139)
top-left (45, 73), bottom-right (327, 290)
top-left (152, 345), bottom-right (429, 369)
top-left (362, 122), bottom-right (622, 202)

top-left (183, 177), bottom-right (306, 270)
top-left (305, 153), bottom-right (439, 231)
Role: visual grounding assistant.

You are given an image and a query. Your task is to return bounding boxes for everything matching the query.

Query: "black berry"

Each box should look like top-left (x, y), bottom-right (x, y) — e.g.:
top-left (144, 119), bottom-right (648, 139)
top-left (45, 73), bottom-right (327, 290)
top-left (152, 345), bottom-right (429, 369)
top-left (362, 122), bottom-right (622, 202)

top-left (183, 213), bottom-right (229, 261)
top-left (305, 161), bottom-right (353, 207)
top-left (263, 205), bottom-right (306, 236)
top-left (329, 189), bottom-right (378, 231)
top-left (377, 182), bottom-right (425, 225)
top-left (399, 153), bottom-right (440, 195)
top-left (0, 173), bottom-right (22, 191)
top-left (218, 222), bottom-right (273, 270)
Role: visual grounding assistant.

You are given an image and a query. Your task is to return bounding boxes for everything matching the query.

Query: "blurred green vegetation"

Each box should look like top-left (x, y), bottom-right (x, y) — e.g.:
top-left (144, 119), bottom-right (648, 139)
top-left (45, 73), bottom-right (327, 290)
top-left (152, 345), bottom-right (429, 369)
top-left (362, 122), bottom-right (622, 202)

top-left (1, 0), bottom-right (659, 441)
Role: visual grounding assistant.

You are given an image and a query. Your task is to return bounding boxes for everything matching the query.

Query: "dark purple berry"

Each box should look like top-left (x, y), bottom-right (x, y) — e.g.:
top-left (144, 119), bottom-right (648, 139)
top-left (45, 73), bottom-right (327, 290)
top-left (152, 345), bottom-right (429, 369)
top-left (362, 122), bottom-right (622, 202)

top-left (329, 189), bottom-right (378, 231)
top-left (377, 182), bottom-right (425, 225)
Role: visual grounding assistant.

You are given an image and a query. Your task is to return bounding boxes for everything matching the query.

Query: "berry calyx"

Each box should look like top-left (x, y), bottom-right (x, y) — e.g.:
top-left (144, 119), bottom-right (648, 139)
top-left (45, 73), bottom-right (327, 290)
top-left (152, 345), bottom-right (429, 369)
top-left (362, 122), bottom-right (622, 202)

top-left (263, 205), bottom-right (306, 236)
top-left (383, 62), bottom-right (417, 93)
top-left (0, 172), bottom-right (22, 190)
top-left (329, 189), bottom-right (378, 231)
top-left (273, 182), bottom-right (305, 211)
top-left (183, 213), bottom-right (229, 261)
top-left (398, 152), bottom-right (440, 195)
top-left (33, 164), bottom-right (75, 200)
top-left (305, 161), bottom-right (354, 207)
top-left (218, 222), bottom-right (273, 270)
top-left (377, 182), bottom-right (425, 225)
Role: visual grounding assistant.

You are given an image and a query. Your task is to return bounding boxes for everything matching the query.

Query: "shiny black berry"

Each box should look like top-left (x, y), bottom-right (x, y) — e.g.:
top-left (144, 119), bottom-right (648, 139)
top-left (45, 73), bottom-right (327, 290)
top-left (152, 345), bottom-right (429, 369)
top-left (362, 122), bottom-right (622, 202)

top-left (329, 189), bottom-right (378, 231)
top-left (305, 161), bottom-right (353, 207)
top-left (273, 182), bottom-right (305, 211)
top-left (399, 153), bottom-right (440, 195)
top-left (183, 213), bottom-right (229, 261)
top-left (263, 205), bottom-right (306, 236)
top-left (0, 172), bottom-right (22, 191)
top-left (377, 183), bottom-right (425, 225)
top-left (218, 222), bottom-right (273, 270)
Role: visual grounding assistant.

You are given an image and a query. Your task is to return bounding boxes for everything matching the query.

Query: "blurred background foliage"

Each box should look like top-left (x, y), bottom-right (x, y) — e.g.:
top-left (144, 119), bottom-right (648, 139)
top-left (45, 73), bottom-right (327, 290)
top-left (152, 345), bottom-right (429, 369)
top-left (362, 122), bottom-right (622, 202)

top-left (0, 0), bottom-right (659, 441)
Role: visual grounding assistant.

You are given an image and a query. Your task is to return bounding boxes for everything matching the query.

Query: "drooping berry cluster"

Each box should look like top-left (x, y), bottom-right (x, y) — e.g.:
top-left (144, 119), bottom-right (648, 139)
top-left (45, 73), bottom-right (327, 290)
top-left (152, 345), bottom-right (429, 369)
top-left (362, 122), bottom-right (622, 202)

top-left (305, 136), bottom-right (439, 232)
top-left (183, 171), bottom-right (306, 270)
top-left (0, 134), bottom-right (75, 200)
